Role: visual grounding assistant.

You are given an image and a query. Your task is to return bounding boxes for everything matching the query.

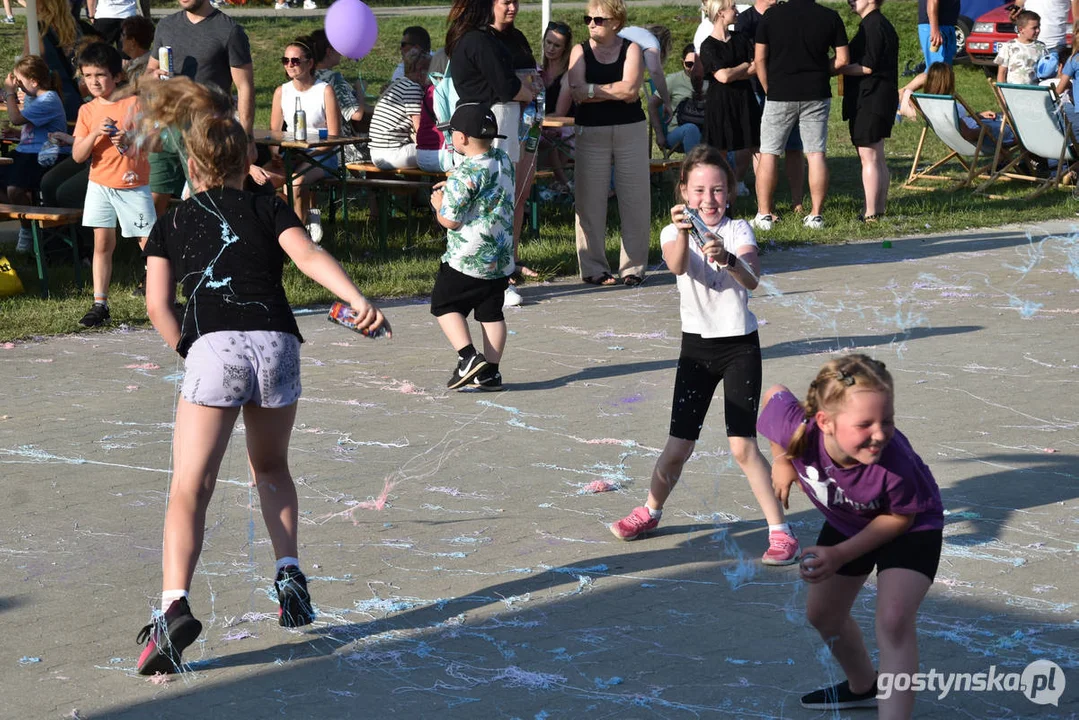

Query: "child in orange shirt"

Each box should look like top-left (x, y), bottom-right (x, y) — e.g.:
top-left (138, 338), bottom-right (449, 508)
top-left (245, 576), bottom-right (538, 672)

top-left (71, 42), bottom-right (156, 328)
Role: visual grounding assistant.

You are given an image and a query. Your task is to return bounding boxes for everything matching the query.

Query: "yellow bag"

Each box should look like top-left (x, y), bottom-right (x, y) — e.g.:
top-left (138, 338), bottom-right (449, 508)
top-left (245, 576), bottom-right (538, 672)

top-left (0, 256), bottom-right (25, 298)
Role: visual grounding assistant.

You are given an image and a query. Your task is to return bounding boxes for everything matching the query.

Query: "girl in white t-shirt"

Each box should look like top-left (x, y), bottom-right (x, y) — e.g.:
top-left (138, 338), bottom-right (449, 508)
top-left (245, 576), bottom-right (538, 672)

top-left (608, 146), bottom-right (798, 566)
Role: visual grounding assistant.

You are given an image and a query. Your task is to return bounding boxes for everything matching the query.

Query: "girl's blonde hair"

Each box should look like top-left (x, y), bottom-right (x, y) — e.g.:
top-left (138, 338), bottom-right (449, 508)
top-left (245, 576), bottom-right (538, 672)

top-left (678, 144), bottom-right (734, 189)
top-left (14, 55), bottom-right (53, 89)
top-left (37, 0), bottom-right (78, 50)
top-left (588, 0), bottom-right (628, 31)
top-left (702, 0), bottom-right (735, 23)
top-left (786, 354), bottom-right (894, 459)
top-left (138, 77), bottom-right (249, 189)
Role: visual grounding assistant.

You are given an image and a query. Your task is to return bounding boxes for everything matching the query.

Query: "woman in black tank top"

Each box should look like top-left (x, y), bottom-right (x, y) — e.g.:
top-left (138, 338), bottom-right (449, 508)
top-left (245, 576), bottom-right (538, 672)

top-left (566, 0), bottom-right (651, 287)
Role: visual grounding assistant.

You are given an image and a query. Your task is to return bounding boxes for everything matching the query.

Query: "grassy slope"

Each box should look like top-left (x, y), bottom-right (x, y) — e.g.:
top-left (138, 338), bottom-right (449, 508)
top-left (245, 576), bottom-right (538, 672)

top-left (0, 5), bottom-right (1071, 339)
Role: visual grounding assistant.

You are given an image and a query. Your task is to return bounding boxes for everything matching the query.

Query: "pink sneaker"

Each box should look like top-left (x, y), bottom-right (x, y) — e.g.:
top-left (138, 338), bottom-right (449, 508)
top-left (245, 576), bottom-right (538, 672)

top-left (609, 506), bottom-right (659, 540)
top-left (762, 530), bottom-right (800, 566)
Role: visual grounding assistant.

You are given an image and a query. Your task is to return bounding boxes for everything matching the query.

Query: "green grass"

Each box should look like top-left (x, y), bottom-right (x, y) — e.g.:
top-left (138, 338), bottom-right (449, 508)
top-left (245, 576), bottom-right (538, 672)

top-left (1, 4), bottom-right (1075, 340)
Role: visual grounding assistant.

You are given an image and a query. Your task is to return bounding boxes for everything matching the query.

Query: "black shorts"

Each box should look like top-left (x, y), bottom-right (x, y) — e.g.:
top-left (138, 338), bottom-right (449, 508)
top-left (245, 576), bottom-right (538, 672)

top-left (430, 262), bottom-right (510, 323)
top-left (668, 331), bottom-right (762, 441)
top-left (849, 110), bottom-right (895, 148)
top-left (816, 521), bottom-right (943, 582)
top-left (0, 152), bottom-right (47, 191)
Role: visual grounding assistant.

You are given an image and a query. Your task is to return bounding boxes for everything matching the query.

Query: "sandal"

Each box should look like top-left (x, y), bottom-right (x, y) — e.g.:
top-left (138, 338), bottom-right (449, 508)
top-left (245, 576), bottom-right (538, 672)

top-left (583, 273), bottom-right (618, 286)
top-left (622, 274), bottom-right (644, 287)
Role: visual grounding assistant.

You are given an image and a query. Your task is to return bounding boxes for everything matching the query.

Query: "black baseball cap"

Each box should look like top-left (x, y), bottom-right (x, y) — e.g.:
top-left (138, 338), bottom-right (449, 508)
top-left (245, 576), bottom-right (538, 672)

top-left (438, 103), bottom-right (506, 140)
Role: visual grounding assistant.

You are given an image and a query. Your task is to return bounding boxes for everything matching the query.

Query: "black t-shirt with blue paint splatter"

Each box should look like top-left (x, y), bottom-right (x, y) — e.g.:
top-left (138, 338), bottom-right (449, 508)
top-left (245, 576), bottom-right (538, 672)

top-left (144, 188), bottom-right (304, 357)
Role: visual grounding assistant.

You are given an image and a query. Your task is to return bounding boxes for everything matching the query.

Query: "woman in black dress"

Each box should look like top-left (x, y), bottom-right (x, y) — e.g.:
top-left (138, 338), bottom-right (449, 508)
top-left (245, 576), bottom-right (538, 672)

top-left (699, 0), bottom-right (760, 195)
top-left (840, 0), bottom-right (898, 221)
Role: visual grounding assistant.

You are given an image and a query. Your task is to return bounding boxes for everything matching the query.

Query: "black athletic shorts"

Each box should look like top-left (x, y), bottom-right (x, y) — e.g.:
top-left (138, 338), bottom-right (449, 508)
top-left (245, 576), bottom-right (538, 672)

top-left (816, 521), bottom-right (943, 581)
top-left (668, 331), bottom-right (762, 441)
top-left (430, 262), bottom-right (510, 323)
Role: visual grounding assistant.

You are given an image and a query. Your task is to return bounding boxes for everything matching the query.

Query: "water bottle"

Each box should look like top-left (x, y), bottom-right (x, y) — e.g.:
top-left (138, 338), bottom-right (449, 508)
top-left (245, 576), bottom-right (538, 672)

top-left (293, 96), bottom-right (307, 142)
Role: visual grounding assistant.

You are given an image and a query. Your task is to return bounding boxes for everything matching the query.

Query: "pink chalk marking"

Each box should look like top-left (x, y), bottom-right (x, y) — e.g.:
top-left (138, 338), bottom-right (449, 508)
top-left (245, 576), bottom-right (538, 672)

top-left (580, 480), bottom-right (617, 494)
top-left (124, 363), bottom-right (160, 370)
top-left (1, 342), bottom-right (15, 349)
top-left (33, 358), bottom-right (54, 363)
top-left (148, 672), bottom-right (170, 685)
top-left (355, 478), bottom-right (396, 513)
top-left (125, 385), bottom-right (139, 392)
top-left (1043, 448), bottom-right (1058, 453)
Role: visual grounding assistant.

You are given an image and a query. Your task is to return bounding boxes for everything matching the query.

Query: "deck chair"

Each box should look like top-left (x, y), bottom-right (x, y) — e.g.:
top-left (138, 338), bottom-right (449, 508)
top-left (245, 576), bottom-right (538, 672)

top-left (905, 93), bottom-right (1000, 189)
top-left (977, 82), bottom-right (1079, 198)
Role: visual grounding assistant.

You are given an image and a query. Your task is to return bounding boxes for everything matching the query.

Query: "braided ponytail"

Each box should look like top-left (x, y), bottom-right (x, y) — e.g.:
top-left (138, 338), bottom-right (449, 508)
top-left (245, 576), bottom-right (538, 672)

top-left (786, 354), bottom-right (894, 459)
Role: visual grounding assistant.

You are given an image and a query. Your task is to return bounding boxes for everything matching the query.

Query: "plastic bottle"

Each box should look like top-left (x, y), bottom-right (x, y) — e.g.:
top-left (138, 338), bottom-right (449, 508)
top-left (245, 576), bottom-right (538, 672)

top-left (293, 96), bottom-right (307, 142)
top-left (524, 78), bottom-right (545, 154)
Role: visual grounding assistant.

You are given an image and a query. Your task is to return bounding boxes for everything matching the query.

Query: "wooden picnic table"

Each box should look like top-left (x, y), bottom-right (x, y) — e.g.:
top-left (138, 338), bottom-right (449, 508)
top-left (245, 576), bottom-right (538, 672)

top-left (253, 130), bottom-right (368, 209)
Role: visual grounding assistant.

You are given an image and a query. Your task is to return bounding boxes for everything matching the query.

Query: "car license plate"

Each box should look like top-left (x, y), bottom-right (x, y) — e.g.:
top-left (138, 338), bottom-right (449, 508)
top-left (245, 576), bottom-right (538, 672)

top-left (993, 41), bottom-right (1002, 52)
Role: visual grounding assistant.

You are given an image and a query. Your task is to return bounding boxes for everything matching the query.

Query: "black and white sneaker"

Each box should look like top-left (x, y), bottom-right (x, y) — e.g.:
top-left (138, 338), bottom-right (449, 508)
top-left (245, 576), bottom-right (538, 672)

top-left (275, 565), bottom-right (315, 628)
top-left (447, 352), bottom-right (487, 389)
top-left (78, 303), bottom-right (111, 328)
top-left (800, 679), bottom-right (878, 710)
top-left (471, 366), bottom-right (503, 391)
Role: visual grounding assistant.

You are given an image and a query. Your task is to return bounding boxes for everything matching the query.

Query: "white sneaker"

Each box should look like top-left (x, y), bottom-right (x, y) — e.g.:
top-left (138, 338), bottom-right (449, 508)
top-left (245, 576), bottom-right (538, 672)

top-left (736, 181), bottom-right (750, 197)
top-left (750, 213), bottom-right (775, 231)
top-left (503, 285), bottom-right (523, 308)
top-left (802, 214), bottom-right (825, 230)
top-left (303, 0), bottom-right (317, 7)
top-left (306, 209), bottom-right (323, 243)
top-left (2, 15), bottom-right (15, 23)
top-left (273, 2), bottom-right (289, 9)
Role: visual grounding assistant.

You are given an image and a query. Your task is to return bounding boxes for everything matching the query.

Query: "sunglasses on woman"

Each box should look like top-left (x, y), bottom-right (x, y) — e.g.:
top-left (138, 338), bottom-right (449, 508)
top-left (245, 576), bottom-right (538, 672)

top-left (547, 21), bottom-right (571, 34)
top-left (583, 15), bottom-right (610, 26)
top-left (281, 56), bottom-right (306, 66)
top-left (683, 61), bottom-right (694, 69)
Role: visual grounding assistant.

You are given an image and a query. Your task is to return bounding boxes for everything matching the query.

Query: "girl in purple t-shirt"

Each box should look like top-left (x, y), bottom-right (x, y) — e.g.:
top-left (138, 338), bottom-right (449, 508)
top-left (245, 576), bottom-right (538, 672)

top-left (757, 353), bottom-right (943, 716)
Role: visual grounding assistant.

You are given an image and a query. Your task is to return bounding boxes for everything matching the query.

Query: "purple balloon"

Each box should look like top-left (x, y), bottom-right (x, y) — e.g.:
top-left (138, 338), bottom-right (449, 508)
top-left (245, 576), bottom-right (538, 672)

top-left (325, 0), bottom-right (378, 60)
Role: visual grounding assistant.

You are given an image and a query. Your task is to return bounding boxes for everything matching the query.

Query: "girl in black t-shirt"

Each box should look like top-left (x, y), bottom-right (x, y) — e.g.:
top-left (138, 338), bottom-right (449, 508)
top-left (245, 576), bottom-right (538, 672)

top-left (132, 77), bottom-right (389, 676)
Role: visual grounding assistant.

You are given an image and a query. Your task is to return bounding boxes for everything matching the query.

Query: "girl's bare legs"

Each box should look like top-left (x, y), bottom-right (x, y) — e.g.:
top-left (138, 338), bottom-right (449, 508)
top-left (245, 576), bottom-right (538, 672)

top-left (243, 402), bottom-right (299, 560)
top-left (875, 568), bottom-right (932, 719)
top-left (728, 435), bottom-right (785, 526)
top-left (805, 572), bottom-right (877, 694)
top-left (162, 399), bottom-right (242, 593)
top-left (91, 228), bottom-right (116, 298)
top-left (645, 436), bottom-right (696, 511)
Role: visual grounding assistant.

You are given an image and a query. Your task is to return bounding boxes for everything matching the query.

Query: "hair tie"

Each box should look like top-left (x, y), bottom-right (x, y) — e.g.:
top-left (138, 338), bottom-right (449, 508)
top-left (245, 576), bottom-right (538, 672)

top-left (801, 417), bottom-right (810, 425)
top-left (834, 370), bottom-right (855, 386)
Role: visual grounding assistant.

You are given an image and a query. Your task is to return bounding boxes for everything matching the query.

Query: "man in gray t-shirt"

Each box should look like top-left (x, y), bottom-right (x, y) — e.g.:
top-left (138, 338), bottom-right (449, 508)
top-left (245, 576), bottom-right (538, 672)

top-left (146, 0), bottom-right (261, 214)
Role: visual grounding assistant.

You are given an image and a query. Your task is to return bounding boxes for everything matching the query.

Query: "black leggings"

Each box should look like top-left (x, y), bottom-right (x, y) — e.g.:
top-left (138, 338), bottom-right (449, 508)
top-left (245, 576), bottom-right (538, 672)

top-left (668, 331), bottom-right (762, 441)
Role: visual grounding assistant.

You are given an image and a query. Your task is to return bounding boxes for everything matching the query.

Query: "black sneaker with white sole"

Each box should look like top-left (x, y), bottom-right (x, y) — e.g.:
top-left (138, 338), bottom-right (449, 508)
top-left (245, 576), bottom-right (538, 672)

top-left (78, 303), bottom-right (111, 328)
top-left (471, 366), bottom-right (503, 391)
top-left (447, 352), bottom-right (487, 389)
top-left (275, 565), bottom-right (315, 628)
top-left (800, 679), bottom-right (878, 710)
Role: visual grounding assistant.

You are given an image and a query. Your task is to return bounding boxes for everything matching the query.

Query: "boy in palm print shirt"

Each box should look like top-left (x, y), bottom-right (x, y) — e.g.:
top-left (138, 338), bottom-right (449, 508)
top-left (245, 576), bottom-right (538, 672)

top-left (430, 103), bottom-right (515, 392)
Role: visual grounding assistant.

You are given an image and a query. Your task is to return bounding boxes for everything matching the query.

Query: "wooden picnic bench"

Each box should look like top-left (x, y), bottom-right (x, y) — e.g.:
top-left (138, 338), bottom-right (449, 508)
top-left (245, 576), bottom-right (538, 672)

top-left (0, 203), bottom-right (83, 298)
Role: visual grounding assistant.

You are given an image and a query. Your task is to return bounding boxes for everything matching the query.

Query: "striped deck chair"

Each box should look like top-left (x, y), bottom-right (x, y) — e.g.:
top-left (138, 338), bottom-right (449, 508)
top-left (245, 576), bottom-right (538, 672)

top-left (977, 82), bottom-right (1079, 198)
top-left (905, 92), bottom-right (1000, 189)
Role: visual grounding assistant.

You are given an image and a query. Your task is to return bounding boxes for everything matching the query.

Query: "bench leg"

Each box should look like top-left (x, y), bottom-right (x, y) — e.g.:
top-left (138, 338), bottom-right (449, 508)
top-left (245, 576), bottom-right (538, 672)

top-left (31, 222), bottom-right (49, 299)
top-left (70, 225), bottom-right (83, 290)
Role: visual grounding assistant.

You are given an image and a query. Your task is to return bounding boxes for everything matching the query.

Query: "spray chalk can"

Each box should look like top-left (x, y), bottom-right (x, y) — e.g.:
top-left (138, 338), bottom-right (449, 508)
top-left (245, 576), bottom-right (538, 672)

top-left (293, 96), bottom-right (307, 142)
top-left (159, 46), bottom-right (173, 79)
top-left (327, 301), bottom-right (389, 338)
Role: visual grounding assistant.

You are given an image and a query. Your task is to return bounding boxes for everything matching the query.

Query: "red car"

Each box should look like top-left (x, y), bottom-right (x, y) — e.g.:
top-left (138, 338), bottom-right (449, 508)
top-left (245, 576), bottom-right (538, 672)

top-left (966, 3), bottom-right (1073, 75)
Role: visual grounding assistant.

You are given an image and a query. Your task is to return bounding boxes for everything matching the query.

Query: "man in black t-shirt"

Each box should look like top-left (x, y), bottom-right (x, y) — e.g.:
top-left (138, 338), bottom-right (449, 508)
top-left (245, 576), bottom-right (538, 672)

top-left (752, 0), bottom-right (847, 231)
top-left (735, 0), bottom-right (804, 215)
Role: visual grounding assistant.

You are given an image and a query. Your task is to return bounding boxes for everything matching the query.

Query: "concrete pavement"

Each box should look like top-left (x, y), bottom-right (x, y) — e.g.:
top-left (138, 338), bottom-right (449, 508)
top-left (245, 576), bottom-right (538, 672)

top-left (1, 220), bottom-right (1077, 718)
